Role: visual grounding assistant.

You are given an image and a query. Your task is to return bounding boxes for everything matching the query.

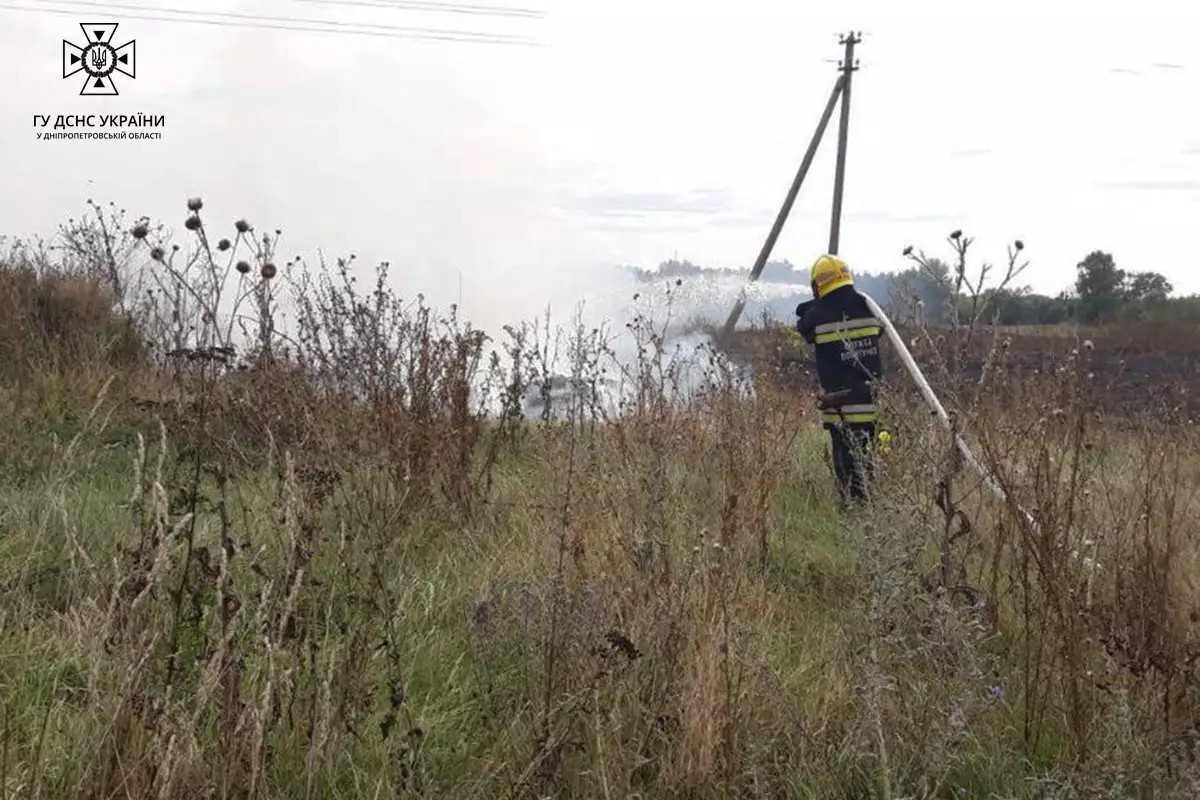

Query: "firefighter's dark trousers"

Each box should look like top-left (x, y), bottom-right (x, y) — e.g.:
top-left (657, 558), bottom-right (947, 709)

top-left (827, 422), bottom-right (876, 505)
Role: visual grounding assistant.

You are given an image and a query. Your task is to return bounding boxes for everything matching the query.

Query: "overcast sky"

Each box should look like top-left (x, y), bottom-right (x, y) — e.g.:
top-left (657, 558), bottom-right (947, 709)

top-left (2, 0), bottom-right (1198, 334)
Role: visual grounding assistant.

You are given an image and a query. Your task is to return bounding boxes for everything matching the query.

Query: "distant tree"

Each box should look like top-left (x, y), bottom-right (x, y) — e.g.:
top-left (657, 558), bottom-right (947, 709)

top-left (758, 260), bottom-right (802, 284)
top-left (984, 287), bottom-right (1073, 325)
top-left (848, 270), bottom-right (894, 303)
top-left (628, 248), bottom-right (1199, 330)
top-left (914, 258), bottom-right (954, 311)
top-left (1158, 295), bottom-right (1200, 323)
top-left (987, 286), bottom-right (1032, 325)
top-left (1075, 251), bottom-right (1126, 323)
top-left (1052, 291), bottom-right (1078, 323)
top-left (654, 258), bottom-right (704, 279)
top-left (1124, 271), bottom-right (1173, 304)
top-left (879, 259), bottom-right (954, 323)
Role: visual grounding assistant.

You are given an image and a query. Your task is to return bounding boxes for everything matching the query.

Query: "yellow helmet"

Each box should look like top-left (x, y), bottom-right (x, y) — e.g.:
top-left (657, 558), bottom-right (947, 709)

top-left (810, 254), bottom-right (853, 298)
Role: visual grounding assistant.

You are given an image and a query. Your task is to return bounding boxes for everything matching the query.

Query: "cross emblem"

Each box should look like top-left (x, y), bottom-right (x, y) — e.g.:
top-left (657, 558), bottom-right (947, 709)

top-left (63, 23), bottom-right (136, 96)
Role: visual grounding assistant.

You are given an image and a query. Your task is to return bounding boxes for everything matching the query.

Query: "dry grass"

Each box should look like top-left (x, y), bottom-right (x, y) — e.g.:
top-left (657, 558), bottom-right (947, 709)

top-left (3, 205), bottom-right (1200, 798)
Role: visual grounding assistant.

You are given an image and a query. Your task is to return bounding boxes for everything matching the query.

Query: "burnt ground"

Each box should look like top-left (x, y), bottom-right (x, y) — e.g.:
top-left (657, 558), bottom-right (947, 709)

top-left (719, 321), bottom-right (1200, 421)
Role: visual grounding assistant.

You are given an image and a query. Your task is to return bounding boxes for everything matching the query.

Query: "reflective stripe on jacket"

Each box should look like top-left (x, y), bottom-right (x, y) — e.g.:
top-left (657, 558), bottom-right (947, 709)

top-left (812, 317), bottom-right (883, 344)
top-left (797, 285), bottom-right (884, 428)
top-left (822, 403), bottom-right (878, 425)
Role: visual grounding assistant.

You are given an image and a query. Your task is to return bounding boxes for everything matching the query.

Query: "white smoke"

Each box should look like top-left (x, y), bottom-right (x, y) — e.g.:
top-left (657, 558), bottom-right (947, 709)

top-left (511, 269), bottom-right (801, 420)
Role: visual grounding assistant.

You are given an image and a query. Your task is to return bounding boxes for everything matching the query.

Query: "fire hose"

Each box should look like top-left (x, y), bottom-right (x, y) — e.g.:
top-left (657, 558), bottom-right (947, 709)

top-left (858, 293), bottom-right (1038, 530)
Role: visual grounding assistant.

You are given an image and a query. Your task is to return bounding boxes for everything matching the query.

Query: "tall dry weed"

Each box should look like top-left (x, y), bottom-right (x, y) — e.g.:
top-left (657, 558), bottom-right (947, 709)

top-left (868, 230), bottom-right (1200, 793)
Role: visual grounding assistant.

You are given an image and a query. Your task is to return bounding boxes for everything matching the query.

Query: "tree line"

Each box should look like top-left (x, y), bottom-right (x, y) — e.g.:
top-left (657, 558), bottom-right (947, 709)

top-left (630, 251), bottom-right (1198, 326)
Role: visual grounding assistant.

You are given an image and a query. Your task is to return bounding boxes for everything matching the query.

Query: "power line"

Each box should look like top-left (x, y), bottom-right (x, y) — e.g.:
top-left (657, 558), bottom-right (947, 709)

top-left (4, 0), bottom-right (542, 45)
top-left (24, 0), bottom-right (539, 42)
top-left (0, 3), bottom-right (533, 44)
top-left (286, 0), bottom-right (544, 20)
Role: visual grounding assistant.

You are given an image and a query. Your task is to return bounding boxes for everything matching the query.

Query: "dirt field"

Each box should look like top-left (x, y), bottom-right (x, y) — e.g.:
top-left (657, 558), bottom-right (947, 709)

top-left (720, 321), bottom-right (1200, 420)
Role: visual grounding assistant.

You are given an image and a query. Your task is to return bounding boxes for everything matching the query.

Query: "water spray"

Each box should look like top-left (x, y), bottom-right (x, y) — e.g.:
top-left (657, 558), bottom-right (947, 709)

top-left (715, 30), bottom-right (1038, 531)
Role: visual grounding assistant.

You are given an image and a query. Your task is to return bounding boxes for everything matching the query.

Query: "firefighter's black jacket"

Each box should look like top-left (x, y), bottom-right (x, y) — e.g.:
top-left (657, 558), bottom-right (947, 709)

top-left (795, 284), bottom-right (883, 426)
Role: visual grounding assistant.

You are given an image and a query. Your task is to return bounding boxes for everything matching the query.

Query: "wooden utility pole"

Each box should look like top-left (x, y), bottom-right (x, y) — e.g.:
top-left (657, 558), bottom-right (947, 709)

top-left (828, 31), bottom-right (860, 255)
top-left (718, 30), bottom-right (861, 342)
top-left (718, 73), bottom-right (845, 342)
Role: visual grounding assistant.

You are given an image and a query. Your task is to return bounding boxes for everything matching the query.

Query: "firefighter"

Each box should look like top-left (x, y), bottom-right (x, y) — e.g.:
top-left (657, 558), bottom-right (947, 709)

top-left (794, 254), bottom-right (883, 506)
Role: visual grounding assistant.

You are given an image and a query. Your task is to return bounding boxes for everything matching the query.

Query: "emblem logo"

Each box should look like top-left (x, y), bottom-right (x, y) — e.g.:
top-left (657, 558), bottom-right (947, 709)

top-left (63, 23), bottom-right (136, 96)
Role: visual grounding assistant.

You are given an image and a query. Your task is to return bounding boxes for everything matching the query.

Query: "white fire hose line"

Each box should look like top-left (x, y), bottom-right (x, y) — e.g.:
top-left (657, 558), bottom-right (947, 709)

top-left (860, 293), bottom-right (1038, 531)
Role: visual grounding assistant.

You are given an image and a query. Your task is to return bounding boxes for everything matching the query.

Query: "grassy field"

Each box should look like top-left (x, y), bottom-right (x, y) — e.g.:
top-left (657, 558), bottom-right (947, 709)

top-left (4, 208), bottom-right (1200, 798)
